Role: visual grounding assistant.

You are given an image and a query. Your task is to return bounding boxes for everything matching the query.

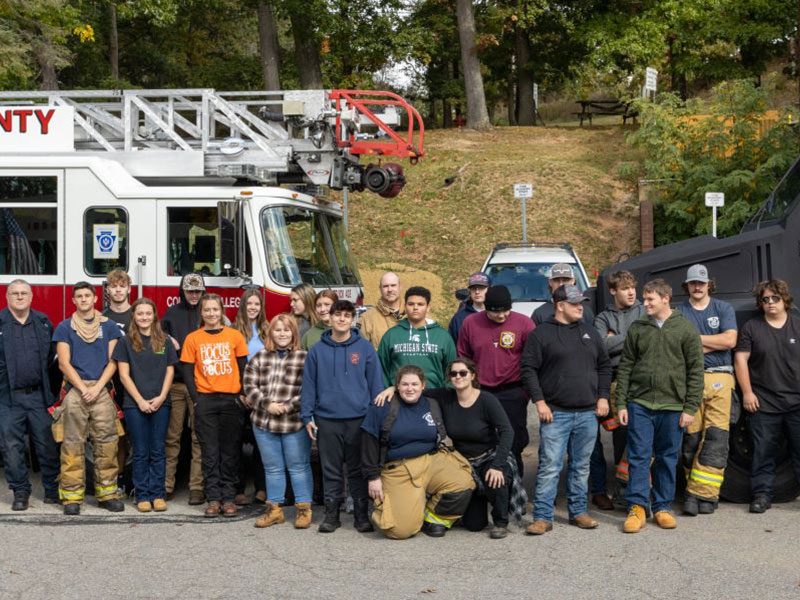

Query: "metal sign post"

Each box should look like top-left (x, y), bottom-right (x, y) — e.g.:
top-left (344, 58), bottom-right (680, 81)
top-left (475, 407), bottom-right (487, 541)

top-left (513, 183), bottom-right (534, 241)
top-left (705, 192), bottom-right (725, 238)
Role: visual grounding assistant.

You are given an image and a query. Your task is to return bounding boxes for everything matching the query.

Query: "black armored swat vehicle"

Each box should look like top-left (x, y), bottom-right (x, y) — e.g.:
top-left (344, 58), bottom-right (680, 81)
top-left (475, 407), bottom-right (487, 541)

top-left (595, 157), bottom-right (800, 503)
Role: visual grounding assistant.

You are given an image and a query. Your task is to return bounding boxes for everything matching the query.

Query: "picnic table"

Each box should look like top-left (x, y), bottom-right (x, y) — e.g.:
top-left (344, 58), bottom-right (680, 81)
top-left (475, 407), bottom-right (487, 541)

top-left (574, 99), bottom-right (638, 126)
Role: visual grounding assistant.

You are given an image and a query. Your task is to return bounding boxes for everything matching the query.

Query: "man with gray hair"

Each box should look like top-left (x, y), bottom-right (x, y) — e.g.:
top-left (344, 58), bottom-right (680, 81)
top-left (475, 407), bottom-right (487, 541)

top-left (357, 271), bottom-right (404, 349)
top-left (532, 263), bottom-right (594, 326)
top-left (0, 279), bottom-right (60, 510)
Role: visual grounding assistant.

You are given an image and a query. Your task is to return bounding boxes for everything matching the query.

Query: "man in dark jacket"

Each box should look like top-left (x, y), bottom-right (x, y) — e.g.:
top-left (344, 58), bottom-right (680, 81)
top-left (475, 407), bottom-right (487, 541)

top-left (448, 272), bottom-right (490, 342)
top-left (161, 272), bottom-right (206, 504)
top-left (590, 270), bottom-right (646, 509)
top-left (616, 279), bottom-right (704, 533)
top-left (0, 279), bottom-right (60, 510)
top-left (521, 284), bottom-right (612, 535)
top-left (301, 299), bottom-right (384, 534)
top-left (531, 263), bottom-right (594, 326)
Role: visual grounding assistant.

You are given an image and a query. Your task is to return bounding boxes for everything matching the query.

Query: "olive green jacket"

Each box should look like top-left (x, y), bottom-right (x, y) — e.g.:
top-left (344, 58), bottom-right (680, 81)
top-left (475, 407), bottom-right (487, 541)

top-left (615, 310), bottom-right (704, 415)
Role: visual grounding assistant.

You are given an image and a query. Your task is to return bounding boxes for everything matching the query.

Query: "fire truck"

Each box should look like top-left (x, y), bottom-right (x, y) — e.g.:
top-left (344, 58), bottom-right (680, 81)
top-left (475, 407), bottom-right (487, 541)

top-left (0, 88), bottom-right (424, 323)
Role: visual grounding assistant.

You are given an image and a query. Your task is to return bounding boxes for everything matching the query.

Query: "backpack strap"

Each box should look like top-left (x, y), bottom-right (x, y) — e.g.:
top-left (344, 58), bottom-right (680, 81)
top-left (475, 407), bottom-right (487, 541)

top-left (426, 396), bottom-right (450, 449)
top-left (379, 396), bottom-right (401, 466)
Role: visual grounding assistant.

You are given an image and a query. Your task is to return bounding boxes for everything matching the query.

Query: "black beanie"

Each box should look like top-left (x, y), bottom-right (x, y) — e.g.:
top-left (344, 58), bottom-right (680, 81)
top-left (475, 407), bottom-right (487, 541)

top-left (485, 285), bottom-right (512, 311)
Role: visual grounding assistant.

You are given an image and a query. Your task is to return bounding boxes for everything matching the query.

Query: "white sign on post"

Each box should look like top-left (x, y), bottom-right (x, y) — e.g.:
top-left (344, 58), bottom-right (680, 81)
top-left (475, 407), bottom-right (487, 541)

top-left (645, 67), bottom-right (658, 92)
top-left (93, 224), bottom-right (119, 259)
top-left (705, 192), bottom-right (725, 238)
top-left (514, 183), bottom-right (533, 199)
top-left (0, 106), bottom-right (75, 152)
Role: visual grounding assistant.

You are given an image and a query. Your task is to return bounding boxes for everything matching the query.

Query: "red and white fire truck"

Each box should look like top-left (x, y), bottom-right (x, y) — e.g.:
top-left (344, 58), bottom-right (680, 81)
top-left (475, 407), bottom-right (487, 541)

top-left (0, 88), bottom-right (424, 323)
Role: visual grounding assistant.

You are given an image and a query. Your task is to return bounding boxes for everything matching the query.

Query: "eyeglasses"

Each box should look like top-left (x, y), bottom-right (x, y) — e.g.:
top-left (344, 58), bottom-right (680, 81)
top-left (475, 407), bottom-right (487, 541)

top-left (760, 295), bottom-right (781, 304)
top-left (449, 369), bottom-right (470, 379)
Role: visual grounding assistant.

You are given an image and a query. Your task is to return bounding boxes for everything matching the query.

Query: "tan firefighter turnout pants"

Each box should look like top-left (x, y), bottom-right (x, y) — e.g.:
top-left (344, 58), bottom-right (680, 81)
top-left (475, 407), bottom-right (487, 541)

top-left (683, 372), bottom-right (735, 501)
top-left (372, 448), bottom-right (475, 540)
top-left (58, 384), bottom-right (121, 504)
top-left (164, 383), bottom-right (204, 494)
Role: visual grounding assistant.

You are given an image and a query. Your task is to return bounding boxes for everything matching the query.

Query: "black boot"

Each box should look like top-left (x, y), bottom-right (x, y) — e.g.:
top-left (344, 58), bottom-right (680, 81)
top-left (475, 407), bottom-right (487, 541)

top-left (353, 498), bottom-right (374, 533)
top-left (318, 500), bottom-right (341, 533)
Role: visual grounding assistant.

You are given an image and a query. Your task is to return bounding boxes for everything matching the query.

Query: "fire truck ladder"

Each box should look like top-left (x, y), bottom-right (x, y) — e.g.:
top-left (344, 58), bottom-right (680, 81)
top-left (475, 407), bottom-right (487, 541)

top-left (0, 88), bottom-right (424, 196)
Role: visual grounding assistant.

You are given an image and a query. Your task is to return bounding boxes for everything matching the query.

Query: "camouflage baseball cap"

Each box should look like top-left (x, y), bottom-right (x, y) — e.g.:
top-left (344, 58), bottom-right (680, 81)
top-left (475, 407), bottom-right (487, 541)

top-left (182, 274), bottom-right (205, 291)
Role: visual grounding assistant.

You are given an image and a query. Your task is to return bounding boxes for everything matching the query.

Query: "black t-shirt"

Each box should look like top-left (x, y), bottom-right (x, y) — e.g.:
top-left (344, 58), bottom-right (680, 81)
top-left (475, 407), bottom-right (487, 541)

top-left (426, 388), bottom-right (514, 469)
top-left (736, 314), bottom-right (800, 413)
top-left (103, 308), bottom-right (132, 335)
top-left (112, 334), bottom-right (179, 409)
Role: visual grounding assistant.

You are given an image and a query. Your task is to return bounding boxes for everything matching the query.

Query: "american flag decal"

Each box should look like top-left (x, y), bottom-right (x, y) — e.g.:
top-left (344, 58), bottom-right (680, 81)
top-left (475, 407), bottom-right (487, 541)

top-left (1, 208), bottom-right (39, 274)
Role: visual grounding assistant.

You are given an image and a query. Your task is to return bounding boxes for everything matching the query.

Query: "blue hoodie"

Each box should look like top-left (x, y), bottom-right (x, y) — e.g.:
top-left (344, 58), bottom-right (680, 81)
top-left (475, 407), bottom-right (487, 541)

top-left (447, 300), bottom-right (479, 343)
top-left (300, 328), bottom-right (384, 424)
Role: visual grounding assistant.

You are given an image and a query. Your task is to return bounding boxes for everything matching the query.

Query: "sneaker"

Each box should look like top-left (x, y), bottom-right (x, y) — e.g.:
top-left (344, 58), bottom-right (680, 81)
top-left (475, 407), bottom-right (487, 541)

top-left (489, 525), bottom-right (508, 539)
top-left (188, 490), bottom-right (205, 505)
top-left (137, 501), bottom-right (153, 513)
top-left (99, 499), bottom-right (125, 512)
top-left (421, 521), bottom-right (447, 537)
top-left (591, 494), bottom-right (614, 511)
top-left (623, 505), bottom-right (646, 533)
top-left (152, 499), bottom-right (167, 512)
top-left (653, 510), bottom-right (677, 529)
top-left (749, 496), bottom-right (771, 514)
top-left (698, 499), bottom-right (716, 514)
top-left (63, 503), bottom-right (81, 516)
top-left (569, 513), bottom-right (599, 529)
top-left (683, 495), bottom-right (699, 516)
top-left (525, 520), bottom-right (553, 535)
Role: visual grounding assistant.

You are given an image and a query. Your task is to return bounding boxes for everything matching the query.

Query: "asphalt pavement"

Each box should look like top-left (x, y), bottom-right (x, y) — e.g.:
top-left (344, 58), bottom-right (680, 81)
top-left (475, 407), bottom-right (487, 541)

top-left (1, 426), bottom-right (799, 600)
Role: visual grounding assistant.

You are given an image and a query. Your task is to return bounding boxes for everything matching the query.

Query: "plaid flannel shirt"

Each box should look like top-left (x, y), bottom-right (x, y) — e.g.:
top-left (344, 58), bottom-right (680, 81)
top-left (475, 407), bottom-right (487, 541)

top-left (244, 349), bottom-right (307, 433)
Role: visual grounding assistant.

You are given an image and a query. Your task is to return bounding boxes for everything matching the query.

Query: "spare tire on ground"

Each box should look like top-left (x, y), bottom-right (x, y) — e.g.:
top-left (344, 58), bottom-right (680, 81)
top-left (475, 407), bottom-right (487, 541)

top-left (720, 409), bottom-right (800, 503)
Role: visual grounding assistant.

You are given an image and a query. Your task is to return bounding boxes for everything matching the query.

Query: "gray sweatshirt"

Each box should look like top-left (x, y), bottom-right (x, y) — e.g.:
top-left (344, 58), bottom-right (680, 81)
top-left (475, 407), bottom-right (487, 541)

top-left (593, 301), bottom-right (646, 370)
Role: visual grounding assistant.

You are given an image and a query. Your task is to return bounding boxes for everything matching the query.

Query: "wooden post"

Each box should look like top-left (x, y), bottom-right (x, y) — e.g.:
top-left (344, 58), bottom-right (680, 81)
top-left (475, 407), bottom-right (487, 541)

top-left (639, 180), bottom-right (654, 252)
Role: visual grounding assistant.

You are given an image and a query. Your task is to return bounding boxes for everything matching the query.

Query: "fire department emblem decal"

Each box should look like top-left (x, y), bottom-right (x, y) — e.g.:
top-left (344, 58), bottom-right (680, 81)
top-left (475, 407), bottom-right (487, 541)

top-left (707, 316), bottom-right (720, 329)
top-left (350, 352), bottom-right (360, 365)
top-left (499, 331), bottom-right (516, 349)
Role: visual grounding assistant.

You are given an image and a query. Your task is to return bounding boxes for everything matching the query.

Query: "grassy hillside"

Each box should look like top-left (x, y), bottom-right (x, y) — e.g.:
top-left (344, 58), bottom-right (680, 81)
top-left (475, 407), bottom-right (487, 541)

top-left (346, 126), bottom-right (641, 323)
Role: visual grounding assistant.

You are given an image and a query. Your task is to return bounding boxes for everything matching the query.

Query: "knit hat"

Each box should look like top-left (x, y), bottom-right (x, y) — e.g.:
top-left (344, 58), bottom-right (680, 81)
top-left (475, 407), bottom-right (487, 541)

top-left (485, 285), bottom-right (513, 311)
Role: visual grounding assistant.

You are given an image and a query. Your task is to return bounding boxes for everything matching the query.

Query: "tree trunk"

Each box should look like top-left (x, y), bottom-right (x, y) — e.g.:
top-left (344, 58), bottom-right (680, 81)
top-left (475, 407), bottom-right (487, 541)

top-left (290, 12), bottom-right (323, 89)
top-left (428, 97), bottom-right (437, 129)
top-left (797, 0), bottom-right (800, 107)
top-left (515, 25), bottom-right (534, 126)
top-left (454, 0), bottom-right (490, 130)
top-left (109, 2), bottom-right (119, 80)
top-left (257, 2), bottom-right (281, 90)
top-left (32, 40), bottom-right (58, 90)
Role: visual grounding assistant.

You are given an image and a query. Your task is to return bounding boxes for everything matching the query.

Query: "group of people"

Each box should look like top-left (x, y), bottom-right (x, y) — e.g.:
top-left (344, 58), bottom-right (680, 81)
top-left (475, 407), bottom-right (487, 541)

top-left (0, 262), bottom-right (798, 539)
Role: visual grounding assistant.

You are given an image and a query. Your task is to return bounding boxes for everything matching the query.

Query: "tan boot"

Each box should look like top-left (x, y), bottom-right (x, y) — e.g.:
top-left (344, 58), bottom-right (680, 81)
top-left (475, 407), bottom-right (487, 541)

top-left (137, 501), bottom-right (152, 513)
top-left (152, 499), bottom-right (167, 512)
top-left (294, 503), bottom-right (313, 529)
top-left (654, 510), bottom-right (677, 529)
top-left (623, 505), bottom-right (646, 533)
top-left (255, 502), bottom-right (285, 528)
top-left (525, 520), bottom-right (553, 535)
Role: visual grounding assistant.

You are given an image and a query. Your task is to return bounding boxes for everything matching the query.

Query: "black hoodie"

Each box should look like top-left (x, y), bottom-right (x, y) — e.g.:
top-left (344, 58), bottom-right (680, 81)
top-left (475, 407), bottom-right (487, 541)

top-left (521, 316), bottom-right (612, 411)
top-left (162, 273), bottom-right (205, 383)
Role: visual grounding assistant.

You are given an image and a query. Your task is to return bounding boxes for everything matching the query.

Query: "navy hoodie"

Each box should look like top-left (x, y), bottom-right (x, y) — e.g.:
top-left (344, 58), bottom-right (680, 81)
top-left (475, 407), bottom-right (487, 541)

top-left (447, 301), bottom-right (479, 343)
top-left (300, 328), bottom-right (384, 423)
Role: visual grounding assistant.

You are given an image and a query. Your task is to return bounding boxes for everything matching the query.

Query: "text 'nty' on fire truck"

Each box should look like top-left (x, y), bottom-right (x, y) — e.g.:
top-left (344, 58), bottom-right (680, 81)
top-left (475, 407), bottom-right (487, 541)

top-left (0, 88), bottom-right (424, 323)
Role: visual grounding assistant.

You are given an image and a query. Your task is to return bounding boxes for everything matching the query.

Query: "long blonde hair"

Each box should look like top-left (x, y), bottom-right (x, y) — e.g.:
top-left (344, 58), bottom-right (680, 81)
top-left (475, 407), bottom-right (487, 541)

top-left (234, 288), bottom-right (269, 344)
top-left (199, 294), bottom-right (225, 329)
top-left (291, 283), bottom-right (319, 327)
top-left (128, 297), bottom-right (167, 353)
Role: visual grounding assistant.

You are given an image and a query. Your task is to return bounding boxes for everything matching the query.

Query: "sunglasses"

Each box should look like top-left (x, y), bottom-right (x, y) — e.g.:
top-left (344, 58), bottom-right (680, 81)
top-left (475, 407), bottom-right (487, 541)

top-left (760, 295), bottom-right (781, 304)
top-left (449, 369), bottom-right (470, 378)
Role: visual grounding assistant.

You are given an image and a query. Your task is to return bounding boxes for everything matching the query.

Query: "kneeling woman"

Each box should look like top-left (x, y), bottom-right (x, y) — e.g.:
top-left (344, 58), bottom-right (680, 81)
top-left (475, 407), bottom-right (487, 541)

top-left (361, 365), bottom-right (475, 539)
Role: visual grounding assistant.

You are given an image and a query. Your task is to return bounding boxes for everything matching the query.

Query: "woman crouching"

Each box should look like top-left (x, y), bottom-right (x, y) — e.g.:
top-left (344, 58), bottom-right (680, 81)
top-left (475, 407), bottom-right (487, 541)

top-left (361, 365), bottom-right (475, 539)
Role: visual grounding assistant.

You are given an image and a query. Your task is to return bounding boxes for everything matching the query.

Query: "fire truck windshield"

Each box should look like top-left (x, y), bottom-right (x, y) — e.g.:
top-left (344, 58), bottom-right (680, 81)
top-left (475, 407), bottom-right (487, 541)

top-left (261, 206), bottom-right (360, 287)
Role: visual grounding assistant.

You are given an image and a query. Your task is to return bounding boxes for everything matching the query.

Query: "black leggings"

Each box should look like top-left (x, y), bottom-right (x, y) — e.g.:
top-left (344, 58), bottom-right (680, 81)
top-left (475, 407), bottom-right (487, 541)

top-left (460, 459), bottom-right (513, 530)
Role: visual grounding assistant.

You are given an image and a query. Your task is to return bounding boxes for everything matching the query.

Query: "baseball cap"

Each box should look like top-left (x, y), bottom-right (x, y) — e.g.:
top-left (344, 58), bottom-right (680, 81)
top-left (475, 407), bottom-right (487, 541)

top-left (552, 284), bottom-right (587, 304)
top-left (182, 273), bottom-right (206, 291)
top-left (549, 263), bottom-right (575, 279)
top-left (485, 286), bottom-right (513, 311)
top-left (684, 264), bottom-right (710, 283)
top-left (468, 272), bottom-right (491, 288)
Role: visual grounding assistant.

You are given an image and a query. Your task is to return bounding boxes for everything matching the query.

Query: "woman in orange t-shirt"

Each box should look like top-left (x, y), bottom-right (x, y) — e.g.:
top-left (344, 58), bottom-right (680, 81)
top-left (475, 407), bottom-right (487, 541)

top-left (180, 294), bottom-right (249, 518)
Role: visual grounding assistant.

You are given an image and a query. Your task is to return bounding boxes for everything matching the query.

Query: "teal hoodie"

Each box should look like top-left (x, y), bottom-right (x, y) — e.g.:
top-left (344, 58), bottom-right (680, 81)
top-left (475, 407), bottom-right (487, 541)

top-left (377, 318), bottom-right (457, 388)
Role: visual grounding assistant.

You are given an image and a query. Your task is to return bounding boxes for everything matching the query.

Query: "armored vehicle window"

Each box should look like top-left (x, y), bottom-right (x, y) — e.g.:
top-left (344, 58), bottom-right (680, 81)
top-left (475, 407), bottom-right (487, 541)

top-left (84, 207), bottom-right (128, 276)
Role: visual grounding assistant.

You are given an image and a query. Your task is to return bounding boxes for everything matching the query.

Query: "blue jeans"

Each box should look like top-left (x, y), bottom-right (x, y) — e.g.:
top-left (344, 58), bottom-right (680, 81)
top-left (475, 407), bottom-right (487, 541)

top-left (533, 410), bottom-right (598, 522)
top-left (124, 405), bottom-right (171, 502)
top-left (625, 402), bottom-right (683, 513)
top-left (0, 390), bottom-right (60, 498)
top-left (252, 425), bottom-right (313, 504)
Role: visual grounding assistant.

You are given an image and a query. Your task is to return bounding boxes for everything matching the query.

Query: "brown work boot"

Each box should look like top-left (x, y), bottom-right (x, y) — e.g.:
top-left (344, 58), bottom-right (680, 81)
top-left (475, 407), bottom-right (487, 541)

top-left (294, 503), bottom-right (313, 529)
top-left (204, 501), bottom-right (221, 518)
top-left (189, 490), bottom-right (205, 505)
top-left (569, 513), bottom-right (599, 529)
top-left (137, 501), bottom-right (152, 513)
top-left (255, 502), bottom-right (286, 528)
top-left (653, 510), bottom-right (677, 529)
top-left (254, 490), bottom-right (267, 504)
top-left (623, 505), bottom-right (646, 533)
top-left (152, 499), bottom-right (167, 512)
top-left (591, 494), bottom-right (614, 511)
top-left (222, 501), bottom-right (238, 518)
top-left (525, 520), bottom-right (553, 535)
top-left (234, 493), bottom-right (251, 506)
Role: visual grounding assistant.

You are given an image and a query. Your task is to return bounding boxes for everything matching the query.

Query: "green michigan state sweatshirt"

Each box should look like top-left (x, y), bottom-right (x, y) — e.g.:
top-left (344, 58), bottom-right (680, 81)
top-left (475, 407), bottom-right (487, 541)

top-left (377, 319), bottom-right (457, 389)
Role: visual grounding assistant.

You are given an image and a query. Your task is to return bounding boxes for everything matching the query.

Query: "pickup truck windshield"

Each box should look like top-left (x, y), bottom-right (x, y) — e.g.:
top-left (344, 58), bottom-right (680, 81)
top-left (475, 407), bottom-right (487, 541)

top-left (484, 262), bottom-right (588, 302)
top-left (261, 206), bottom-right (360, 287)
